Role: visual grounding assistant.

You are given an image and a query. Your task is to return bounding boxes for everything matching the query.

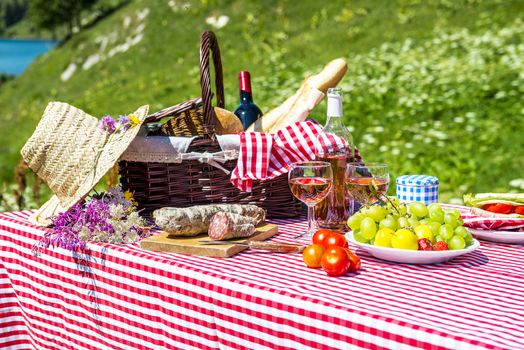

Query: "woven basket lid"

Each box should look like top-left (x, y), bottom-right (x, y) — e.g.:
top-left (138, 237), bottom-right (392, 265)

top-left (21, 101), bottom-right (149, 226)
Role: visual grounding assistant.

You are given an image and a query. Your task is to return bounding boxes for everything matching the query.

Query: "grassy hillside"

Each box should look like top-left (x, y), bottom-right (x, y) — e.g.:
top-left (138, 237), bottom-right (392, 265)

top-left (0, 0), bottom-right (523, 208)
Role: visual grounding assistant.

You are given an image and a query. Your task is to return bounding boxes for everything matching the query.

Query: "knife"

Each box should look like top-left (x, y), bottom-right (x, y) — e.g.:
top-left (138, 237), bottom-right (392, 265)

top-left (199, 240), bottom-right (306, 254)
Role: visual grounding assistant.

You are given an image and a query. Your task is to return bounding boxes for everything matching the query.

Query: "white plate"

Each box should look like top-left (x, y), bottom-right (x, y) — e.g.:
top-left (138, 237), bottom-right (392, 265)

top-left (346, 232), bottom-right (480, 264)
top-left (468, 228), bottom-right (524, 244)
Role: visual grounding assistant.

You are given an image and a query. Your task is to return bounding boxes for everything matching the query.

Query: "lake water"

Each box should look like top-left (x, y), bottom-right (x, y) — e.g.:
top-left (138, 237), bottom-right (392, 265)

top-left (0, 39), bottom-right (57, 75)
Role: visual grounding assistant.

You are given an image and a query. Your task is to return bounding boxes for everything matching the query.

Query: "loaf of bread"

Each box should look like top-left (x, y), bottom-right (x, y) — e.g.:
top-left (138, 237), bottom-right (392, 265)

top-left (213, 106), bottom-right (243, 135)
top-left (307, 58), bottom-right (347, 93)
top-left (246, 58), bottom-right (348, 133)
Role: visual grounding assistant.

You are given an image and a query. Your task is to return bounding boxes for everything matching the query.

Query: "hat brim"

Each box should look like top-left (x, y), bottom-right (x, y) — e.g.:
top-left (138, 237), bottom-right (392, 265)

top-left (27, 104), bottom-right (149, 226)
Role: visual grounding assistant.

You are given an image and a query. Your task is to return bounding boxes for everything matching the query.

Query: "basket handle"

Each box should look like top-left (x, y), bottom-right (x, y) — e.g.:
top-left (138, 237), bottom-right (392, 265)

top-left (200, 30), bottom-right (224, 139)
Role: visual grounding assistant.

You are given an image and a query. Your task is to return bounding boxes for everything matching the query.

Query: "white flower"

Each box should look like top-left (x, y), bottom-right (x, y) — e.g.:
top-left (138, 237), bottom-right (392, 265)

top-left (60, 63), bottom-right (77, 82)
top-left (509, 178), bottom-right (524, 190)
top-left (82, 54), bottom-right (101, 70)
top-left (206, 15), bottom-right (229, 29)
top-left (109, 204), bottom-right (125, 220)
top-left (362, 134), bottom-right (377, 144)
top-left (494, 91), bottom-right (507, 99)
top-left (427, 130), bottom-right (448, 140)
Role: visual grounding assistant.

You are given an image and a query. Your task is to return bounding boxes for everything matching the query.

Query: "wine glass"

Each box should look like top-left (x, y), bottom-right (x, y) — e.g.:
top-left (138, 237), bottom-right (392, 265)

top-left (288, 161), bottom-right (333, 240)
top-left (345, 163), bottom-right (389, 208)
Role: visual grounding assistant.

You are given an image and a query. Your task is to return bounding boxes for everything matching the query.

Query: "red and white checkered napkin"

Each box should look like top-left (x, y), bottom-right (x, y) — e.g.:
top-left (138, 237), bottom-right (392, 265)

top-left (448, 204), bottom-right (524, 232)
top-left (230, 120), bottom-right (361, 191)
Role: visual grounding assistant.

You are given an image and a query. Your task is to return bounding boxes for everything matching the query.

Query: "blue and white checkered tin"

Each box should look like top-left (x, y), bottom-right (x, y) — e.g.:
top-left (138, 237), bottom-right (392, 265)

top-left (396, 175), bottom-right (439, 205)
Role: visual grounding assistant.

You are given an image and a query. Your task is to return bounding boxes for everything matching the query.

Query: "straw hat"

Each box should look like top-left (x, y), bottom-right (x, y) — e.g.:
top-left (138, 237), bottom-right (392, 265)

top-left (21, 101), bottom-right (149, 226)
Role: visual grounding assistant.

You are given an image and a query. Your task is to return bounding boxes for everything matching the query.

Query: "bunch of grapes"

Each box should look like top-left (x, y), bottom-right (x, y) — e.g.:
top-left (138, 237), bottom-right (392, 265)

top-left (348, 199), bottom-right (474, 251)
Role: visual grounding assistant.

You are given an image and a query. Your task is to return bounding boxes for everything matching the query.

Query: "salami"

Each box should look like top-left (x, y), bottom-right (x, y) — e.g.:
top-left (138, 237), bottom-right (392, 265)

top-left (153, 204), bottom-right (265, 236)
top-left (208, 212), bottom-right (257, 240)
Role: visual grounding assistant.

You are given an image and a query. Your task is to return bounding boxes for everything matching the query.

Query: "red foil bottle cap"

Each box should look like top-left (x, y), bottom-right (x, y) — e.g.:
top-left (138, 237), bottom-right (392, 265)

top-left (238, 71), bottom-right (252, 93)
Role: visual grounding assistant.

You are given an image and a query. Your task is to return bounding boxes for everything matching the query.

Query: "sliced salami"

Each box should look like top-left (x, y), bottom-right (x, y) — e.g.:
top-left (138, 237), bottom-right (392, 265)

top-left (208, 212), bottom-right (257, 240)
top-left (153, 204), bottom-right (265, 236)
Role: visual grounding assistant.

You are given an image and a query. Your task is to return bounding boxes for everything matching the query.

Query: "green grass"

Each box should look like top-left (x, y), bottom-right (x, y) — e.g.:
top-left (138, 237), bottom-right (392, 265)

top-left (0, 0), bottom-right (523, 209)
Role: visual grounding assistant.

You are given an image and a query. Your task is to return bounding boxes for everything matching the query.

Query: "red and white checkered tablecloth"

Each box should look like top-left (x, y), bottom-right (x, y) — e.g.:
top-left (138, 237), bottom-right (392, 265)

top-left (1, 210), bottom-right (524, 350)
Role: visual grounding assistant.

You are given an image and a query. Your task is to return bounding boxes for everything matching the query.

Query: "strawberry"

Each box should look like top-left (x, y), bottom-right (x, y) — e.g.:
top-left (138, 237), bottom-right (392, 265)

top-left (433, 241), bottom-right (449, 251)
top-left (418, 238), bottom-right (432, 251)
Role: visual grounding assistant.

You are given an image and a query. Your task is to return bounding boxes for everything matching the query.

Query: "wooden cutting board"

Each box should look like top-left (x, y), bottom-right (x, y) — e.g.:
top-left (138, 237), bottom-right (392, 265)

top-left (140, 223), bottom-right (278, 258)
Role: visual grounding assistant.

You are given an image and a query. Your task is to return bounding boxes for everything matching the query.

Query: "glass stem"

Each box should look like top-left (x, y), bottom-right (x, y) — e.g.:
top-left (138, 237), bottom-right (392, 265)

top-left (307, 204), bottom-right (316, 234)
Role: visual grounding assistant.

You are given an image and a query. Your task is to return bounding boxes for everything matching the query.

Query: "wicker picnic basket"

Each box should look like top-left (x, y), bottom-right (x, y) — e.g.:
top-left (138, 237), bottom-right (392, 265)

top-left (118, 31), bottom-right (302, 218)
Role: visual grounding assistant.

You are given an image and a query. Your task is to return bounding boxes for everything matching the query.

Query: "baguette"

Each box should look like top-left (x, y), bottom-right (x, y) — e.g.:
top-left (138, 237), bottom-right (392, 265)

top-left (246, 58), bottom-right (347, 133)
top-left (307, 58), bottom-right (348, 93)
top-left (268, 81), bottom-right (324, 133)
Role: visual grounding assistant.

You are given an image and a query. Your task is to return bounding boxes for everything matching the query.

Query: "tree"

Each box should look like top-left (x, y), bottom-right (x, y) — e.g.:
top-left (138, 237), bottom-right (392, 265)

top-left (29, 0), bottom-right (99, 38)
top-left (29, 0), bottom-right (62, 38)
top-left (0, 0), bottom-right (28, 34)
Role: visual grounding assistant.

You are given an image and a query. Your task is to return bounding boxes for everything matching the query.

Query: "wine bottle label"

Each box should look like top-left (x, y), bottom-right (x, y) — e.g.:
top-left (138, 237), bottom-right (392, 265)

top-left (327, 88), bottom-right (343, 117)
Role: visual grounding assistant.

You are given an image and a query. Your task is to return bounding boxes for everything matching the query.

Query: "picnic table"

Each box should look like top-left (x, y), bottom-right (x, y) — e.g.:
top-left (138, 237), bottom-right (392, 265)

top-left (1, 210), bottom-right (523, 349)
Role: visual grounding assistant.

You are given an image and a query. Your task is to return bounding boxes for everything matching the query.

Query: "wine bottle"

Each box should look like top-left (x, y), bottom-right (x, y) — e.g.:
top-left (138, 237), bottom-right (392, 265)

top-left (315, 88), bottom-right (356, 231)
top-left (234, 71), bottom-right (263, 130)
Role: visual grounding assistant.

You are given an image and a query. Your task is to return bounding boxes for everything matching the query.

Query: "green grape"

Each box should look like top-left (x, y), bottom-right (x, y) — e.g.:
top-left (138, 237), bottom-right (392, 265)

top-left (380, 215), bottom-right (399, 231)
top-left (398, 217), bottom-right (410, 229)
top-left (457, 218), bottom-right (464, 226)
top-left (439, 224), bottom-right (454, 240)
top-left (419, 218), bottom-right (429, 225)
top-left (360, 217), bottom-right (377, 240)
top-left (448, 235), bottom-right (466, 250)
top-left (428, 203), bottom-right (443, 215)
top-left (353, 230), bottom-right (369, 243)
top-left (348, 213), bottom-right (364, 232)
top-left (359, 207), bottom-right (370, 216)
top-left (391, 229), bottom-right (419, 250)
top-left (429, 210), bottom-right (445, 224)
top-left (398, 204), bottom-right (408, 216)
top-left (435, 235), bottom-right (444, 242)
top-left (408, 202), bottom-right (429, 218)
top-left (464, 233), bottom-right (474, 245)
top-left (427, 221), bottom-right (441, 236)
top-left (374, 228), bottom-right (394, 247)
top-left (444, 213), bottom-right (459, 228)
top-left (454, 226), bottom-right (469, 238)
top-left (449, 209), bottom-right (461, 220)
top-left (367, 205), bottom-right (388, 222)
top-left (414, 224), bottom-right (435, 242)
top-left (408, 217), bottom-right (420, 228)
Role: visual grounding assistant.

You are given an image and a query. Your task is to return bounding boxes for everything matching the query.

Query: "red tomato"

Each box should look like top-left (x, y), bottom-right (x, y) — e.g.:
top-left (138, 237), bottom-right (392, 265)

top-left (344, 248), bottom-right (361, 272)
top-left (302, 244), bottom-right (325, 268)
top-left (320, 247), bottom-right (351, 276)
top-left (324, 232), bottom-right (348, 249)
top-left (484, 203), bottom-right (513, 214)
top-left (515, 206), bottom-right (524, 215)
top-left (312, 229), bottom-right (335, 246)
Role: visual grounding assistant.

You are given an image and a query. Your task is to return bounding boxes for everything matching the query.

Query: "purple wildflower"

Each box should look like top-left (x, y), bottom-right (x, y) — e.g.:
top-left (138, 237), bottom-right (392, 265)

top-left (99, 115), bottom-right (117, 133)
top-left (33, 186), bottom-right (148, 256)
top-left (118, 115), bottom-right (131, 131)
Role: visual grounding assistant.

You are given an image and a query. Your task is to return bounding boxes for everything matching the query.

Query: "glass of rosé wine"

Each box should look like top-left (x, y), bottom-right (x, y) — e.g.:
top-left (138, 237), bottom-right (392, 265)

top-left (288, 161), bottom-right (333, 240)
top-left (345, 163), bottom-right (389, 208)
